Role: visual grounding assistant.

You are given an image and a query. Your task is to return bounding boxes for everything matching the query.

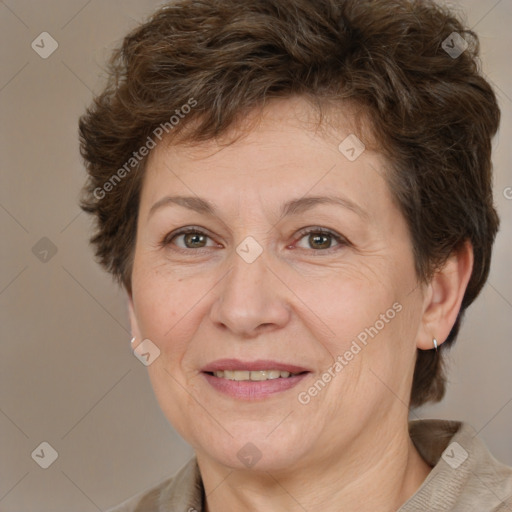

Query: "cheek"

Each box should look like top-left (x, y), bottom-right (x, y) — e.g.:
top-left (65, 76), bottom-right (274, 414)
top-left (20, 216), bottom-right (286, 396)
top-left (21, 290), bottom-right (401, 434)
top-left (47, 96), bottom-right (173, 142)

top-left (132, 252), bottom-right (195, 332)
top-left (323, 288), bottom-right (402, 378)
top-left (302, 261), bottom-right (420, 398)
top-left (291, 261), bottom-right (403, 350)
top-left (131, 267), bottom-right (207, 442)
top-left (131, 264), bottom-right (187, 360)
top-left (131, 261), bottom-right (226, 384)
top-left (132, 251), bottom-right (410, 357)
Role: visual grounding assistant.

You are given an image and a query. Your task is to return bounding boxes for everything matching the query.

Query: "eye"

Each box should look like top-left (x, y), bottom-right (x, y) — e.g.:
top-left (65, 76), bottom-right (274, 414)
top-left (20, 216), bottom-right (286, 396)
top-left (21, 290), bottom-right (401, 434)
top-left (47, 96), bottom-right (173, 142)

top-left (293, 227), bottom-right (348, 252)
top-left (162, 227), bottom-right (218, 250)
top-left (161, 226), bottom-right (349, 253)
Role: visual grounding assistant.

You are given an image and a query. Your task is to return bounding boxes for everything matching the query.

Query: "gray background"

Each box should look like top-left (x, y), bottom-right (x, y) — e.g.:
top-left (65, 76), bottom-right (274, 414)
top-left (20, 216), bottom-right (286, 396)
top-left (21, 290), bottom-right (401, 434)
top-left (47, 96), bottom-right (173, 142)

top-left (1, 0), bottom-right (511, 510)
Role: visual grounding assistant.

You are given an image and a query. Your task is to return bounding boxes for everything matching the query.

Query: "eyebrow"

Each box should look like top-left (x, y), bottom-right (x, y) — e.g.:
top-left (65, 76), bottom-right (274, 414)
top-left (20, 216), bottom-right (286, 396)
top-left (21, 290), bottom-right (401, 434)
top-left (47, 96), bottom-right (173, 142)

top-left (148, 194), bottom-right (368, 221)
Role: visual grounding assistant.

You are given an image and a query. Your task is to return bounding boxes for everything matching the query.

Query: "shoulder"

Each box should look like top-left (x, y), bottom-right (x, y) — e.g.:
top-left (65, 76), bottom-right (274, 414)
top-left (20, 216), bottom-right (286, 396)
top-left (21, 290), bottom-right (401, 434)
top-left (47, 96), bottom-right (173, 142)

top-left (402, 419), bottom-right (512, 511)
top-left (105, 457), bottom-right (203, 512)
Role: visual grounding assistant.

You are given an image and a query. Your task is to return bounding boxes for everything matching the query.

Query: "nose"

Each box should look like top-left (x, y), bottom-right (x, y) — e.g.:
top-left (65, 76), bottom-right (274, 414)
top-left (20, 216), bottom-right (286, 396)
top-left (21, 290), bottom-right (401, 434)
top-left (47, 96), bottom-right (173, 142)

top-left (209, 247), bottom-right (291, 338)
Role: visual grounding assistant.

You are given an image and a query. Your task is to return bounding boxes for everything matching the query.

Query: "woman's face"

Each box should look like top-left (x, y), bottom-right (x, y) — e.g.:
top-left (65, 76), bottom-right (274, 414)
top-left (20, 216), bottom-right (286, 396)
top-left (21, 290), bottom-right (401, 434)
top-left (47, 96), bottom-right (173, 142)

top-left (129, 97), bottom-right (429, 472)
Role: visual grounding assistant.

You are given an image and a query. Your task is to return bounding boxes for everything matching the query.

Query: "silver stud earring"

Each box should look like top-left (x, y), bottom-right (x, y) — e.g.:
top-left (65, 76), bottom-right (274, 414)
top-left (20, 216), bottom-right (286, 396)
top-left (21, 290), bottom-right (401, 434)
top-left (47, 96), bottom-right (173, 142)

top-left (433, 338), bottom-right (438, 352)
top-left (130, 337), bottom-right (136, 345)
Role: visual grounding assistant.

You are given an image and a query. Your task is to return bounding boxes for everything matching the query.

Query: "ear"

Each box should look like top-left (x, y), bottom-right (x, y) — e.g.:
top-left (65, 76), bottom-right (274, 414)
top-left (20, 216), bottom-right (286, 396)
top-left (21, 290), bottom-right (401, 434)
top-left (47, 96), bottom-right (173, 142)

top-left (127, 291), bottom-right (143, 342)
top-left (416, 240), bottom-right (474, 350)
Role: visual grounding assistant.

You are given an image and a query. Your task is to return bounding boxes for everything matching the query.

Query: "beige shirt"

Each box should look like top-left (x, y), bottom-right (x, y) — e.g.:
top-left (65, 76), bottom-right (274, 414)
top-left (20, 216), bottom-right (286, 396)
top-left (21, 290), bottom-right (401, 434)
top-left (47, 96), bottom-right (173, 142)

top-left (108, 419), bottom-right (512, 511)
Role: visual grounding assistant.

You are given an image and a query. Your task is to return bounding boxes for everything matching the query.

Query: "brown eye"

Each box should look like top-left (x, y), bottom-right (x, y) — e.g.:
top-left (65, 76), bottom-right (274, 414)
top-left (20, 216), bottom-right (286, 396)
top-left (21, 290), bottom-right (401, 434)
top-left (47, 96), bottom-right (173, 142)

top-left (307, 233), bottom-right (332, 250)
top-left (163, 228), bottom-right (215, 250)
top-left (181, 232), bottom-right (208, 249)
top-left (295, 228), bottom-right (347, 252)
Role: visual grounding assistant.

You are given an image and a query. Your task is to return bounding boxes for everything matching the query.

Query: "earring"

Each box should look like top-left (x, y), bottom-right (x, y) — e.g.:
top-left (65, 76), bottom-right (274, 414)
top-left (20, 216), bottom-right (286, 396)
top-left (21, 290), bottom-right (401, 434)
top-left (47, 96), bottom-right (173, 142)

top-left (130, 337), bottom-right (136, 345)
top-left (433, 338), bottom-right (438, 352)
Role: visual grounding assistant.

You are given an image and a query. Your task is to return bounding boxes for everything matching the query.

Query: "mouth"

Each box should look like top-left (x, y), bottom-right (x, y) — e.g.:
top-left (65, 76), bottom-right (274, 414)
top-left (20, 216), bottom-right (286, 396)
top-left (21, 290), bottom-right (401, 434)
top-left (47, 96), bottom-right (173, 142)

top-left (208, 369), bottom-right (303, 381)
top-left (201, 359), bottom-right (311, 400)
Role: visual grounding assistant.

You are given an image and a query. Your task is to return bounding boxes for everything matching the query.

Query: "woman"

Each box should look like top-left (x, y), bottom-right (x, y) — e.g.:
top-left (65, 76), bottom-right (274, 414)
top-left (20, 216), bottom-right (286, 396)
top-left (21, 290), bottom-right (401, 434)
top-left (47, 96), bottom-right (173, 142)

top-left (78, 0), bottom-right (512, 510)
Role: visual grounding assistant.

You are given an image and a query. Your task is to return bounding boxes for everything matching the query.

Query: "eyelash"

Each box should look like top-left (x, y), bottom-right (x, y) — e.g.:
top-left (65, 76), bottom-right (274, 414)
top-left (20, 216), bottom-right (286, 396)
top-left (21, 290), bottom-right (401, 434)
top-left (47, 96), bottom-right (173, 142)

top-left (160, 226), bottom-right (349, 254)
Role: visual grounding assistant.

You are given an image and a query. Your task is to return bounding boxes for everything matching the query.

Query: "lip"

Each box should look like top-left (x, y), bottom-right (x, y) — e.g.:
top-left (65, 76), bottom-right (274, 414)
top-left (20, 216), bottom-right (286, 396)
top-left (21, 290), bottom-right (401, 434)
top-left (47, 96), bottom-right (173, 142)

top-left (202, 372), bottom-right (309, 400)
top-left (201, 358), bottom-right (310, 373)
top-left (201, 359), bottom-right (311, 400)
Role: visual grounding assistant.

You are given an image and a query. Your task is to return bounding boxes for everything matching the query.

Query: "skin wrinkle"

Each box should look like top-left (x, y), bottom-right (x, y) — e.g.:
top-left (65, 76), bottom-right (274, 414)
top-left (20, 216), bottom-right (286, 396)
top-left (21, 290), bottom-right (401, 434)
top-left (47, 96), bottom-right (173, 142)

top-left (74, 1), bottom-right (503, 507)
top-left (78, 0), bottom-right (500, 407)
top-left (123, 97), bottom-right (471, 511)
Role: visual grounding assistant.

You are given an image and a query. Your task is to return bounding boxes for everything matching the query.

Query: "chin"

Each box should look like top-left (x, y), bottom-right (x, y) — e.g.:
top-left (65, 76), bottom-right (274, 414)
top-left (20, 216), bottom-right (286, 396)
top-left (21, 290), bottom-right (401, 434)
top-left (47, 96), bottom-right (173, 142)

top-left (194, 422), bottom-right (314, 473)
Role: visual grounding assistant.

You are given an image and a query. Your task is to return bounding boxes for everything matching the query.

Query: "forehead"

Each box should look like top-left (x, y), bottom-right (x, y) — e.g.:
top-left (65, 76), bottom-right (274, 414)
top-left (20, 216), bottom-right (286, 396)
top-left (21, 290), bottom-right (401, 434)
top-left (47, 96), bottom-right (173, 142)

top-left (140, 97), bottom-right (393, 222)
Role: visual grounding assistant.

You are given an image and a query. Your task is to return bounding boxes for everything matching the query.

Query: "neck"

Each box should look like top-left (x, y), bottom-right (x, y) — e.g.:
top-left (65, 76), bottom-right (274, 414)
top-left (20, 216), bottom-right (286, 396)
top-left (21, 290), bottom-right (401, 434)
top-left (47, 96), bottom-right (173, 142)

top-left (197, 421), bottom-right (432, 512)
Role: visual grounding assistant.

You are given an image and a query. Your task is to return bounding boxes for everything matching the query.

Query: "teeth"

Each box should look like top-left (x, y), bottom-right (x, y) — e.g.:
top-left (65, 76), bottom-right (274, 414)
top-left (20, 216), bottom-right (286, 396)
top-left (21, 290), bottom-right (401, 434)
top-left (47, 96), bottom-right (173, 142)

top-left (250, 371), bottom-right (268, 381)
top-left (212, 370), bottom-right (298, 381)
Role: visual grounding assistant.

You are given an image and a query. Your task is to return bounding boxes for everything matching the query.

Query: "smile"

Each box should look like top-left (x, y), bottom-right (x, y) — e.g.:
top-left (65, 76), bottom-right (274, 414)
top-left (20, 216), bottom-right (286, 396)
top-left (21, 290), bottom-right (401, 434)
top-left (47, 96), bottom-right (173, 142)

top-left (201, 359), bottom-right (311, 399)
top-left (211, 370), bottom-right (301, 381)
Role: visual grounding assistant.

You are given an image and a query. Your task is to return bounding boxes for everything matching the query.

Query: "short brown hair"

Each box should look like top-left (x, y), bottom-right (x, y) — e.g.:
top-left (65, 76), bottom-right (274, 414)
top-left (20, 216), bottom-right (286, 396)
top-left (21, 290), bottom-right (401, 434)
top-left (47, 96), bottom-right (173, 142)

top-left (78, 0), bottom-right (500, 407)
